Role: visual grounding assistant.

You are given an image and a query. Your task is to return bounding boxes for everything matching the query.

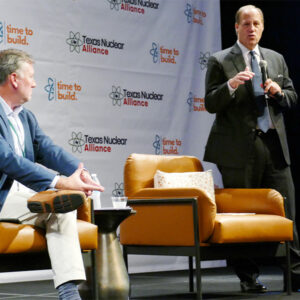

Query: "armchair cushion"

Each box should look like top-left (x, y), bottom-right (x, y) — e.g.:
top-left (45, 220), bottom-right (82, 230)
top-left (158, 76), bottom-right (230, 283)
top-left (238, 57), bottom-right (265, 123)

top-left (0, 222), bottom-right (46, 254)
top-left (209, 214), bottom-right (293, 243)
top-left (154, 169), bottom-right (215, 203)
top-left (0, 220), bottom-right (98, 254)
top-left (215, 189), bottom-right (286, 216)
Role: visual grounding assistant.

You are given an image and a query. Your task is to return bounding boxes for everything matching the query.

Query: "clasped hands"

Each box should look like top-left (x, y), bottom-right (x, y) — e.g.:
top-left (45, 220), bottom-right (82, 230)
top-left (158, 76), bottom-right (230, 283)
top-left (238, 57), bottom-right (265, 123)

top-left (55, 162), bottom-right (105, 196)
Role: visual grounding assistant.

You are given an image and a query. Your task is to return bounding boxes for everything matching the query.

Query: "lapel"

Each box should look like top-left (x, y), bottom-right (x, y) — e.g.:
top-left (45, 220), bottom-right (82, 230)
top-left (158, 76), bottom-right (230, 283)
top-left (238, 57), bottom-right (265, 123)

top-left (259, 46), bottom-right (277, 79)
top-left (19, 110), bottom-right (34, 161)
top-left (230, 43), bottom-right (246, 72)
top-left (0, 103), bottom-right (15, 151)
top-left (230, 43), bottom-right (253, 95)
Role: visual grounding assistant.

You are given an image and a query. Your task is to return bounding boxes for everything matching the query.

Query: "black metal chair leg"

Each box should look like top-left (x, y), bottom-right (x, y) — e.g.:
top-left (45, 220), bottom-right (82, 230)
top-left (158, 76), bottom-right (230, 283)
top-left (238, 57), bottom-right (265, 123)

top-left (285, 242), bottom-right (292, 295)
top-left (192, 199), bottom-right (202, 300)
top-left (123, 246), bottom-right (128, 270)
top-left (189, 256), bottom-right (194, 292)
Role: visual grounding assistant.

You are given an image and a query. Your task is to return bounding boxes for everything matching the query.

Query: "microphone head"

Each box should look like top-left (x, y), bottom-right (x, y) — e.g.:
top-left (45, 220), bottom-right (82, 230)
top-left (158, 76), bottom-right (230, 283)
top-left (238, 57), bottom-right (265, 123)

top-left (259, 60), bottom-right (267, 69)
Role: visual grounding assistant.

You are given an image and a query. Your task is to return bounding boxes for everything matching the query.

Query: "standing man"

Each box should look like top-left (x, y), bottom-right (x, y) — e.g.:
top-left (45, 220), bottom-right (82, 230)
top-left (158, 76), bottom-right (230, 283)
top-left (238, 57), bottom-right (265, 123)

top-left (204, 5), bottom-right (299, 292)
top-left (0, 48), bottom-right (104, 300)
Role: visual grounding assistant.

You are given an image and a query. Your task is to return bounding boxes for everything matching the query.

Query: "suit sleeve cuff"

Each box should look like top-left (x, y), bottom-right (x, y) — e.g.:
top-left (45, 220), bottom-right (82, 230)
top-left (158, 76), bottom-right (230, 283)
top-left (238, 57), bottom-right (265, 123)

top-left (227, 80), bottom-right (237, 96)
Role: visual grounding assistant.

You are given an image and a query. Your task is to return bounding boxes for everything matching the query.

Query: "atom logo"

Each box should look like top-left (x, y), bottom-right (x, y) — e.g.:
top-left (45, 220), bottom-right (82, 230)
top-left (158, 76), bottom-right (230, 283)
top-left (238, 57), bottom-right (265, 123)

top-left (153, 134), bottom-right (161, 155)
top-left (184, 4), bottom-right (193, 24)
top-left (0, 22), bottom-right (3, 44)
top-left (109, 86), bottom-right (124, 106)
top-left (107, 0), bottom-right (122, 10)
top-left (199, 52), bottom-right (210, 70)
top-left (68, 132), bottom-right (85, 153)
top-left (187, 92), bottom-right (194, 112)
top-left (44, 78), bottom-right (55, 101)
top-left (112, 182), bottom-right (124, 197)
top-left (66, 31), bottom-right (83, 53)
top-left (150, 42), bottom-right (159, 63)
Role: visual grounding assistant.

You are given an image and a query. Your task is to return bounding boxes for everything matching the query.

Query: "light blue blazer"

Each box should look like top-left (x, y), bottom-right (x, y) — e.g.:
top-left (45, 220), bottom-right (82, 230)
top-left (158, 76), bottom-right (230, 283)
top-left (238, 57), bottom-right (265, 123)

top-left (0, 104), bottom-right (80, 210)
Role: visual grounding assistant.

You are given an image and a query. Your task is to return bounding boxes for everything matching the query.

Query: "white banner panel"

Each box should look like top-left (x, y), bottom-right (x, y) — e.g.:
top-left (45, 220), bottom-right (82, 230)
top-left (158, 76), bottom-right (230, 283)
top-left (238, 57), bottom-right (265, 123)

top-left (0, 0), bottom-right (222, 274)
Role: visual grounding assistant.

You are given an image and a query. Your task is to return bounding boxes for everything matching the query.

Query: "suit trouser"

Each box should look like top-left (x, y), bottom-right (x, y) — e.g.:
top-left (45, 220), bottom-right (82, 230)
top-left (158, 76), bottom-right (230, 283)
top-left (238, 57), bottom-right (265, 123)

top-left (218, 129), bottom-right (300, 282)
top-left (0, 190), bottom-right (86, 288)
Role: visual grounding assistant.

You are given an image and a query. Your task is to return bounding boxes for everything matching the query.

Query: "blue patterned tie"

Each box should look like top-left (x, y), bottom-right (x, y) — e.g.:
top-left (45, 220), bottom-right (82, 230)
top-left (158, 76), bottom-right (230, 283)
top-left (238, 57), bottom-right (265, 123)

top-left (250, 51), bottom-right (269, 132)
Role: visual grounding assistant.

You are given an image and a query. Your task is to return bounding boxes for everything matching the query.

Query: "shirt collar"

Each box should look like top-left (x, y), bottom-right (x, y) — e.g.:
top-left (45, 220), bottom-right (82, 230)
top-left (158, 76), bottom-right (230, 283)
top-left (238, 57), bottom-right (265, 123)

top-left (237, 40), bottom-right (260, 57)
top-left (0, 96), bottom-right (23, 117)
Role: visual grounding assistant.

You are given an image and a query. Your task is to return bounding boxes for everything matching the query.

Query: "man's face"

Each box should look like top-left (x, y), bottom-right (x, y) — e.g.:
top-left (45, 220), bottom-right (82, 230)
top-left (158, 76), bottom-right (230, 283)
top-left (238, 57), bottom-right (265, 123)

top-left (235, 8), bottom-right (264, 50)
top-left (15, 62), bottom-right (36, 105)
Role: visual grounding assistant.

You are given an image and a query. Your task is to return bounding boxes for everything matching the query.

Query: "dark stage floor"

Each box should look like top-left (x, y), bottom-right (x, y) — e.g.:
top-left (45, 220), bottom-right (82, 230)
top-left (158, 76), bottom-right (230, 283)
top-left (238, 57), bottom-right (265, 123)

top-left (0, 266), bottom-right (299, 299)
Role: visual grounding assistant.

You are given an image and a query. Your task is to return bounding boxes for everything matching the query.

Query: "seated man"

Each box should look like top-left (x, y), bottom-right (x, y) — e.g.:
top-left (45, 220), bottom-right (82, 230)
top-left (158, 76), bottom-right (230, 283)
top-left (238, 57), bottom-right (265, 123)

top-left (0, 48), bottom-right (104, 300)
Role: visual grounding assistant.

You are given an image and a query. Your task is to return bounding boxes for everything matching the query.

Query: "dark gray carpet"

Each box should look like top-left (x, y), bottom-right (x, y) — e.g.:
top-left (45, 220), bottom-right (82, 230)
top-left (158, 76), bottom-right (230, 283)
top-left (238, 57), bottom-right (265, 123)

top-left (0, 266), bottom-right (299, 299)
top-left (130, 266), bottom-right (299, 300)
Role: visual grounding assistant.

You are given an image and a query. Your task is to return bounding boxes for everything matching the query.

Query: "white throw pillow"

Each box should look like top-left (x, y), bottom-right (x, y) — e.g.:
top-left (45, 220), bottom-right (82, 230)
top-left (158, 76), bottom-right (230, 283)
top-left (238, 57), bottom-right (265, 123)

top-left (154, 170), bottom-right (215, 203)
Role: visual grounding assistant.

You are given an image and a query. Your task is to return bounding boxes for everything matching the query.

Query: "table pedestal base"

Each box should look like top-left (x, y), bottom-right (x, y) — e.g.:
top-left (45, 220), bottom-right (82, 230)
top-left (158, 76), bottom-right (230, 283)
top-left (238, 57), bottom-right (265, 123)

top-left (96, 232), bottom-right (129, 300)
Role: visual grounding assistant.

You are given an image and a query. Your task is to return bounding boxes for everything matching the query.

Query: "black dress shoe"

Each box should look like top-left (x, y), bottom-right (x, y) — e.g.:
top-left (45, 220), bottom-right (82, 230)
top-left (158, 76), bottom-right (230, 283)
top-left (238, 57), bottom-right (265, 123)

top-left (291, 276), bottom-right (300, 292)
top-left (240, 280), bottom-right (267, 293)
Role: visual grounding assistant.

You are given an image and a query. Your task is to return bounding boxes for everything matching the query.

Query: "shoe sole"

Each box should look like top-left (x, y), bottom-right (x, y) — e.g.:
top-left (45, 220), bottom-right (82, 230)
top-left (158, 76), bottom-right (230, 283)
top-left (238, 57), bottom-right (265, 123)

top-left (241, 285), bottom-right (267, 293)
top-left (28, 194), bottom-right (84, 213)
top-left (241, 289), bottom-right (267, 293)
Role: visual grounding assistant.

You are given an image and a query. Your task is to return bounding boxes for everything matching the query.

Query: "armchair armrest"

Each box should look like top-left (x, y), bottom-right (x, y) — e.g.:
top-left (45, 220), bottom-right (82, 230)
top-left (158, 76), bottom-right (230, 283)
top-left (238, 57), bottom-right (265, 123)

top-left (215, 188), bottom-right (285, 216)
top-left (127, 187), bottom-right (216, 242)
top-left (120, 198), bottom-right (201, 246)
top-left (77, 197), bottom-right (93, 223)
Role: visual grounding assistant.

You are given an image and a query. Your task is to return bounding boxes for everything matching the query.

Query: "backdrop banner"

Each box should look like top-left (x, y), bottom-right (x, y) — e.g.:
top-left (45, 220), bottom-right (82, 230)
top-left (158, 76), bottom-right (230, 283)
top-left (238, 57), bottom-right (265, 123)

top-left (0, 0), bottom-right (222, 273)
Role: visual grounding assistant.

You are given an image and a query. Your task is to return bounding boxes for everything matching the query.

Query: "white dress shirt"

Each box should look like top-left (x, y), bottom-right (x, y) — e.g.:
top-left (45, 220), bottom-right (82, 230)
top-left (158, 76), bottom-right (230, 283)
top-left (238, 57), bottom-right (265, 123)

top-left (227, 40), bottom-right (262, 94)
top-left (227, 41), bottom-right (274, 129)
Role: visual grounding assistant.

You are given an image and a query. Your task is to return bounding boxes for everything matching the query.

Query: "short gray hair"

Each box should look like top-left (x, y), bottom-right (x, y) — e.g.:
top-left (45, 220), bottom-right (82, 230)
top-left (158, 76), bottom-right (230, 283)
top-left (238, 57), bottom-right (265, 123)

top-left (0, 49), bottom-right (34, 85)
top-left (235, 5), bottom-right (264, 25)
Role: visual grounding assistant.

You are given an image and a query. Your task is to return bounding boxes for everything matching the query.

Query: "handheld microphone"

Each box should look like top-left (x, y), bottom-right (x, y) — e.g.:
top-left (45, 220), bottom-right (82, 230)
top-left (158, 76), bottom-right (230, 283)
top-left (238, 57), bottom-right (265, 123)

top-left (259, 59), bottom-right (282, 99)
top-left (259, 60), bottom-right (268, 85)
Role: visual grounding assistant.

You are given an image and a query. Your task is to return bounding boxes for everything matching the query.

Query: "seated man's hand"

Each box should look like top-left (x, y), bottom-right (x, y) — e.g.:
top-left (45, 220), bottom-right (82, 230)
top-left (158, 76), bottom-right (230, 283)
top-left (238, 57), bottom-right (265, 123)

top-left (55, 163), bottom-right (105, 196)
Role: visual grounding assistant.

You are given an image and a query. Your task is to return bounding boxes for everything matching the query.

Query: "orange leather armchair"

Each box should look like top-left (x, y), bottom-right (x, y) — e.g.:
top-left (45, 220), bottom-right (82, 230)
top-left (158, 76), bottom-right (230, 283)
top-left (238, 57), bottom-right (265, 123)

top-left (0, 197), bottom-right (98, 298)
top-left (120, 153), bottom-right (293, 299)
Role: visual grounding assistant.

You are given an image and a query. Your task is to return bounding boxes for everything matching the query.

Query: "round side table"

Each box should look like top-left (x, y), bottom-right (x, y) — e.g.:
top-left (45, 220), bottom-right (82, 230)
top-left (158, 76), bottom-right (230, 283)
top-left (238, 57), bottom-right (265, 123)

top-left (94, 208), bottom-right (135, 300)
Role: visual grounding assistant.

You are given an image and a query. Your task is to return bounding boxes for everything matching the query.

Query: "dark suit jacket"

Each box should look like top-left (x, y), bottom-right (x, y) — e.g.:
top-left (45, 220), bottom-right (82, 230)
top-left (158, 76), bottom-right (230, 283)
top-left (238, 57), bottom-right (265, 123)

top-left (0, 104), bottom-right (80, 210)
top-left (203, 43), bottom-right (298, 168)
